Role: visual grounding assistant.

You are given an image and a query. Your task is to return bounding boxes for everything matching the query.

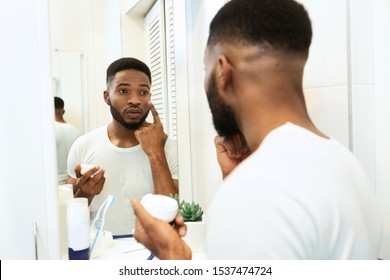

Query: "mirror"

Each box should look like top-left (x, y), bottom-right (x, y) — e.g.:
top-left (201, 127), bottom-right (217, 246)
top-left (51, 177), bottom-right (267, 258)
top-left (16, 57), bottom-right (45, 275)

top-left (48, 0), bottom-right (178, 157)
top-left (49, 0), bottom-right (183, 239)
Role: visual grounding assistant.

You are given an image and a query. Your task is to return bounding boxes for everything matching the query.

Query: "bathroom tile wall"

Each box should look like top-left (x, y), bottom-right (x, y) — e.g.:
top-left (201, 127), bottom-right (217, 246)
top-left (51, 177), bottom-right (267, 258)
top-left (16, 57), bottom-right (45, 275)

top-left (299, 0), bottom-right (350, 146)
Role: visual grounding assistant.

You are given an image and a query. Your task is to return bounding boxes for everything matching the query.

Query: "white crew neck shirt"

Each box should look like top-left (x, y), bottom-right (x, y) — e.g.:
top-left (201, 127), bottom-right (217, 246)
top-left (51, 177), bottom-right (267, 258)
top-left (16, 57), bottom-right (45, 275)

top-left (206, 122), bottom-right (382, 259)
top-left (67, 124), bottom-right (178, 234)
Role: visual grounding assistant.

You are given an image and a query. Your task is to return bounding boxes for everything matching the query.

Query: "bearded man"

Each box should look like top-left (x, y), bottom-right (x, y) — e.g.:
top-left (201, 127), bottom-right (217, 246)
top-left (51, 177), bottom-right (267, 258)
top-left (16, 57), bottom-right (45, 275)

top-left (67, 58), bottom-right (178, 235)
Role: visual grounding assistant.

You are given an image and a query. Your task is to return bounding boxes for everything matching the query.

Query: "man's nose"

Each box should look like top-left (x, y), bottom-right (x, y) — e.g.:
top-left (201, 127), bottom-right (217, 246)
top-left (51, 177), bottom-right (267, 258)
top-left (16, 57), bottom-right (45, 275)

top-left (127, 94), bottom-right (140, 105)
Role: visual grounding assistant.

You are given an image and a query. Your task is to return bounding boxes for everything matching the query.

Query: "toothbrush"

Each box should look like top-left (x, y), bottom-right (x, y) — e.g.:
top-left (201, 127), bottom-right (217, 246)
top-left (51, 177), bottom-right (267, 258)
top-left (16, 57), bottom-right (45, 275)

top-left (91, 195), bottom-right (112, 229)
top-left (90, 195), bottom-right (115, 257)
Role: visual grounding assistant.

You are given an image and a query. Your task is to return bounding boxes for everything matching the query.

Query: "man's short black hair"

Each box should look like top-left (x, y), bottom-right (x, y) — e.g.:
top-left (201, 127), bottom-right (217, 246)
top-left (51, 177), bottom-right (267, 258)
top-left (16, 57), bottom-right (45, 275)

top-left (106, 57), bottom-right (152, 86)
top-left (54, 96), bottom-right (64, 109)
top-left (207, 0), bottom-right (312, 55)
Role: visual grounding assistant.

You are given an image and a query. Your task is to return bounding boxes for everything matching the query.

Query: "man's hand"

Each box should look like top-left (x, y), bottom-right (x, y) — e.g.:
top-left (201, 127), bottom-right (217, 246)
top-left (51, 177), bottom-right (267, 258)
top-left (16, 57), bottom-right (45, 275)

top-left (73, 164), bottom-right (106, 202)
top-left (131, 197), bottom-right (192, 260)
top-left (214, 133), bottom-right (251, 179)
top-left (135, 102), bottom-right (167, 157)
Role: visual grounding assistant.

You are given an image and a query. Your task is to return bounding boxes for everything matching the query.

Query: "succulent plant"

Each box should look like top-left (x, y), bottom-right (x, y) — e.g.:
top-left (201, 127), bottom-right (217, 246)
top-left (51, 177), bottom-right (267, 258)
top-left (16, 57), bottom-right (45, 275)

top-left (179, 201), bottom-right (203, 222)
top-left (169, 194), bottom-right (203, 222)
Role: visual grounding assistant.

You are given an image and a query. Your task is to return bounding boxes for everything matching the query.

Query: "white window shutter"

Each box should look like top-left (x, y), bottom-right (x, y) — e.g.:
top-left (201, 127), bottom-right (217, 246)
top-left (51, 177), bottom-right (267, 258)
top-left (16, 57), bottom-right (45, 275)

top-left (145, 0), bottom-right (177, 140)
top-left (145, 0), bottom-right (168, 132)
top-left (165, 0), bottom-right (177, 140)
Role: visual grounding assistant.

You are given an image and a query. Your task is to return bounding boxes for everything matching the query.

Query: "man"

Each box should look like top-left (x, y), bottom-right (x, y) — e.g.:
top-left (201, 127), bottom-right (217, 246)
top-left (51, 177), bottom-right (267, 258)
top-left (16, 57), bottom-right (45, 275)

top-left (54, 96), bottom-right (80, 185)
top-left (67, 58), bottom-right (178, 235)
top-left (131, 0), bottom-right (382, 259)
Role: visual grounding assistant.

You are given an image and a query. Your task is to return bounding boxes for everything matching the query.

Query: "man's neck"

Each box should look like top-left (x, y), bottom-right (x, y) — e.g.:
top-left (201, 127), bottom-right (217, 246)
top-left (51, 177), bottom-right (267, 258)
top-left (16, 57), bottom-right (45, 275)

top-left (107, 121), bottom-right (139, 148)
top-left (240, 109), bottom-right (326, 153)
top-left (55, 116), bottom-right (66, 123)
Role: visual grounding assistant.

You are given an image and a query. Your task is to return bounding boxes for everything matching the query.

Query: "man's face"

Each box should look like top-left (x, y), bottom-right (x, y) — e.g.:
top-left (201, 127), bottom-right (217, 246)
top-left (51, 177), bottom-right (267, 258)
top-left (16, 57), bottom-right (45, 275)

top-left (106, 69), bottom-right (151, 130)
top-left (204, 48), bottom-right (240, 137)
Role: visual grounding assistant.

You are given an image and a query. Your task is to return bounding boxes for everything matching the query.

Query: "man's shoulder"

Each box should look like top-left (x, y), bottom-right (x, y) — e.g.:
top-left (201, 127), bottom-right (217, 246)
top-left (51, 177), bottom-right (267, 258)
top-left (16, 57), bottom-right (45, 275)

top-left (73, 125), bottom-right (107, 145)
top-left (83, 125), bottom-right (107, 136)
top-left (55, 122), bottom-right (80, 137)
top-left (66, 123), bottom-right (81, 136)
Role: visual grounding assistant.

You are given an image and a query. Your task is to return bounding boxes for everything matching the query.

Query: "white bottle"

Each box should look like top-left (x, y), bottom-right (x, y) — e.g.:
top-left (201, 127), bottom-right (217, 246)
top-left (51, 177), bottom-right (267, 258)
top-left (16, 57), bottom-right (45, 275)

top-left (57, 184), bottom-right (74, 259)
top-left (66, 197), bottom-right (90, 260)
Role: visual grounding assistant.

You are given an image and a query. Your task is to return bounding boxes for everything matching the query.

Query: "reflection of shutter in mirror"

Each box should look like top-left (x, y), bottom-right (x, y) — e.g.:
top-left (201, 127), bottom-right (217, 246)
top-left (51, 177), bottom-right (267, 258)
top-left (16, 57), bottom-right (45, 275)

top-left (146, 0), bottom-right (167, 131)
top-left (166, 1), bottom-right (177, 141)
top-left (145, 0), bottom-right (177, 141)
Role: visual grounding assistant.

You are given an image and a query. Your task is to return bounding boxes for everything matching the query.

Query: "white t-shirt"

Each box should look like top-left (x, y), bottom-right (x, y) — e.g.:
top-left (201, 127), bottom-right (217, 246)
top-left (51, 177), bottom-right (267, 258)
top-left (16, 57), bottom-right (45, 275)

top-left (206, 122), bottom-right (382, 259)
top-left (67, 124), bottom-right (178, 235)
top-left (54, 122), bottom-right (80, 184)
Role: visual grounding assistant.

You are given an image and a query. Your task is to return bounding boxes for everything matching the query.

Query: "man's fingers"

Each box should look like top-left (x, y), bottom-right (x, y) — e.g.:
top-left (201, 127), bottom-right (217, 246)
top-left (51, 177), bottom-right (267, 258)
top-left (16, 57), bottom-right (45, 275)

top-left (224, 137), bottom-right (242, 158)
top-left (223, 134), bottom-right (248, 158)
top-left (214, 136), bottom-right (229, 154)
top-left (87, 166), bottom-right (101, 178)
top-left (131, 197), bottom-right (154, 228)
top-left (148, 101), bottom-right (161, 125)
top-left (75, 164), bottom-right (82, 178)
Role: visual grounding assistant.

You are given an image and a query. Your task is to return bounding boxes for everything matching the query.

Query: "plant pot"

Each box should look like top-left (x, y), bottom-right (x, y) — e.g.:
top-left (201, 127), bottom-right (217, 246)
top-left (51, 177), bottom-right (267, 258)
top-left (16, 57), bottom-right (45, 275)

top-left (182, 219), bottom-right (205, 254)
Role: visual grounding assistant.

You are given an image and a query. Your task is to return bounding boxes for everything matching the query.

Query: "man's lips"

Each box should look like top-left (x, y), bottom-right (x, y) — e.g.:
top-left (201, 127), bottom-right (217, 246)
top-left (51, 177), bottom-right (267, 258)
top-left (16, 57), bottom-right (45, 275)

top-left (125, 107), bottom-right (143, 118)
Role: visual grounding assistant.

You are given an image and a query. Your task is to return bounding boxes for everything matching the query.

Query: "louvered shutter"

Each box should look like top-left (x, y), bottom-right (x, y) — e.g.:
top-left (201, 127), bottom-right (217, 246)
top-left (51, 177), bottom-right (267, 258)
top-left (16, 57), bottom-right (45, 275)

top-left (145, 0), bottom-right (168, 132)
top-left (165, 0), bottom-right (177, 140)
top-left (145, 0), bottom-right (177, 140)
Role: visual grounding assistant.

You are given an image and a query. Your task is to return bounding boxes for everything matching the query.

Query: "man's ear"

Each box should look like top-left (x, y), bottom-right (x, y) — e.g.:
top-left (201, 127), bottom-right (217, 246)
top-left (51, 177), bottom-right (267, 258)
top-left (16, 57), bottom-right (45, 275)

top-left (216, 55), bottom-right (233, 91)
top-left (103, 91), bottom-right (110, 105)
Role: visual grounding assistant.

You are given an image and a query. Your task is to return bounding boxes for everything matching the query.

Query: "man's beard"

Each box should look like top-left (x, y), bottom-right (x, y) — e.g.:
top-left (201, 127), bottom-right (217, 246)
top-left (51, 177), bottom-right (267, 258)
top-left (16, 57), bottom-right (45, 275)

top-left (206, 74), bottom-right (240, 136)
top-left (110, 105), bottom-right (149, 130)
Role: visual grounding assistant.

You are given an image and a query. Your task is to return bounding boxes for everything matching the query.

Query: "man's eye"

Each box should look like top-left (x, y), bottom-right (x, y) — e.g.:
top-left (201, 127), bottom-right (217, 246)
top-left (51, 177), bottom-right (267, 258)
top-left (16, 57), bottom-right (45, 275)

top-left (118, 89), bottom-right (127, 94)
top-left (140, 90), bottom-right (149, 96)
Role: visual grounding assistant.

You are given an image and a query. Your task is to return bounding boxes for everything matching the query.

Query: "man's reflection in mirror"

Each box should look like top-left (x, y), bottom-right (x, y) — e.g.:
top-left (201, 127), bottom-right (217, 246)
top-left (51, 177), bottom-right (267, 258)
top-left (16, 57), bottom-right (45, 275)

top-left (54, 96), bottom-right (80, 185)
top-left (66, 58), bottom-right (178, 235)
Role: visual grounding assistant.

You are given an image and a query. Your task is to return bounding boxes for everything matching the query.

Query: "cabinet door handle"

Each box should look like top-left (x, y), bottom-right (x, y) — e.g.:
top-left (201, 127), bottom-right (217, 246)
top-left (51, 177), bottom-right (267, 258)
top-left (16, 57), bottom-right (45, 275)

top-left (32, 220), bottom-right (38, 260)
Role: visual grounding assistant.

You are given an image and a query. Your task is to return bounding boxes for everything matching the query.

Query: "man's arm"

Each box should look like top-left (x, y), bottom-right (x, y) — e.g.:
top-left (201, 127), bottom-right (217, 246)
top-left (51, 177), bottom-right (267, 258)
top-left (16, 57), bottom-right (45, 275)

top-left (135, 102), bottom-right (178, 195)
top-left (131, 197), bottom-right (191, 260)
top-left (148, 151), bottom-right (178, 195)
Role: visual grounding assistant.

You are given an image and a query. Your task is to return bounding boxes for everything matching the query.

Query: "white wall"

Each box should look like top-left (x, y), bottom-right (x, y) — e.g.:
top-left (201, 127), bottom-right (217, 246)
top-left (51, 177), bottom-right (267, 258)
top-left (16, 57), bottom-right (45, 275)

top-left (120, 0), bottom-right (155, 60)
top-left (49, 0), bottom-right (122, 132)
top-left (301, 0), bottom-right (350, 148)
top-left (372, 0), bottom-right (390, 260)
top-left (0, 0), bottom-right (60, 259)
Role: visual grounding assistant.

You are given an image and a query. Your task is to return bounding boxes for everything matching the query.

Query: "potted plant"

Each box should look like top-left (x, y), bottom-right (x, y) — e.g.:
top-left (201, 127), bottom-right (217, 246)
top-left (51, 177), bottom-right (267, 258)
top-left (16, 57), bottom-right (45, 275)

top-left (169, 194), bottom-right (205, 255)
top-left (169, 194), bottom-right (203, 222)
